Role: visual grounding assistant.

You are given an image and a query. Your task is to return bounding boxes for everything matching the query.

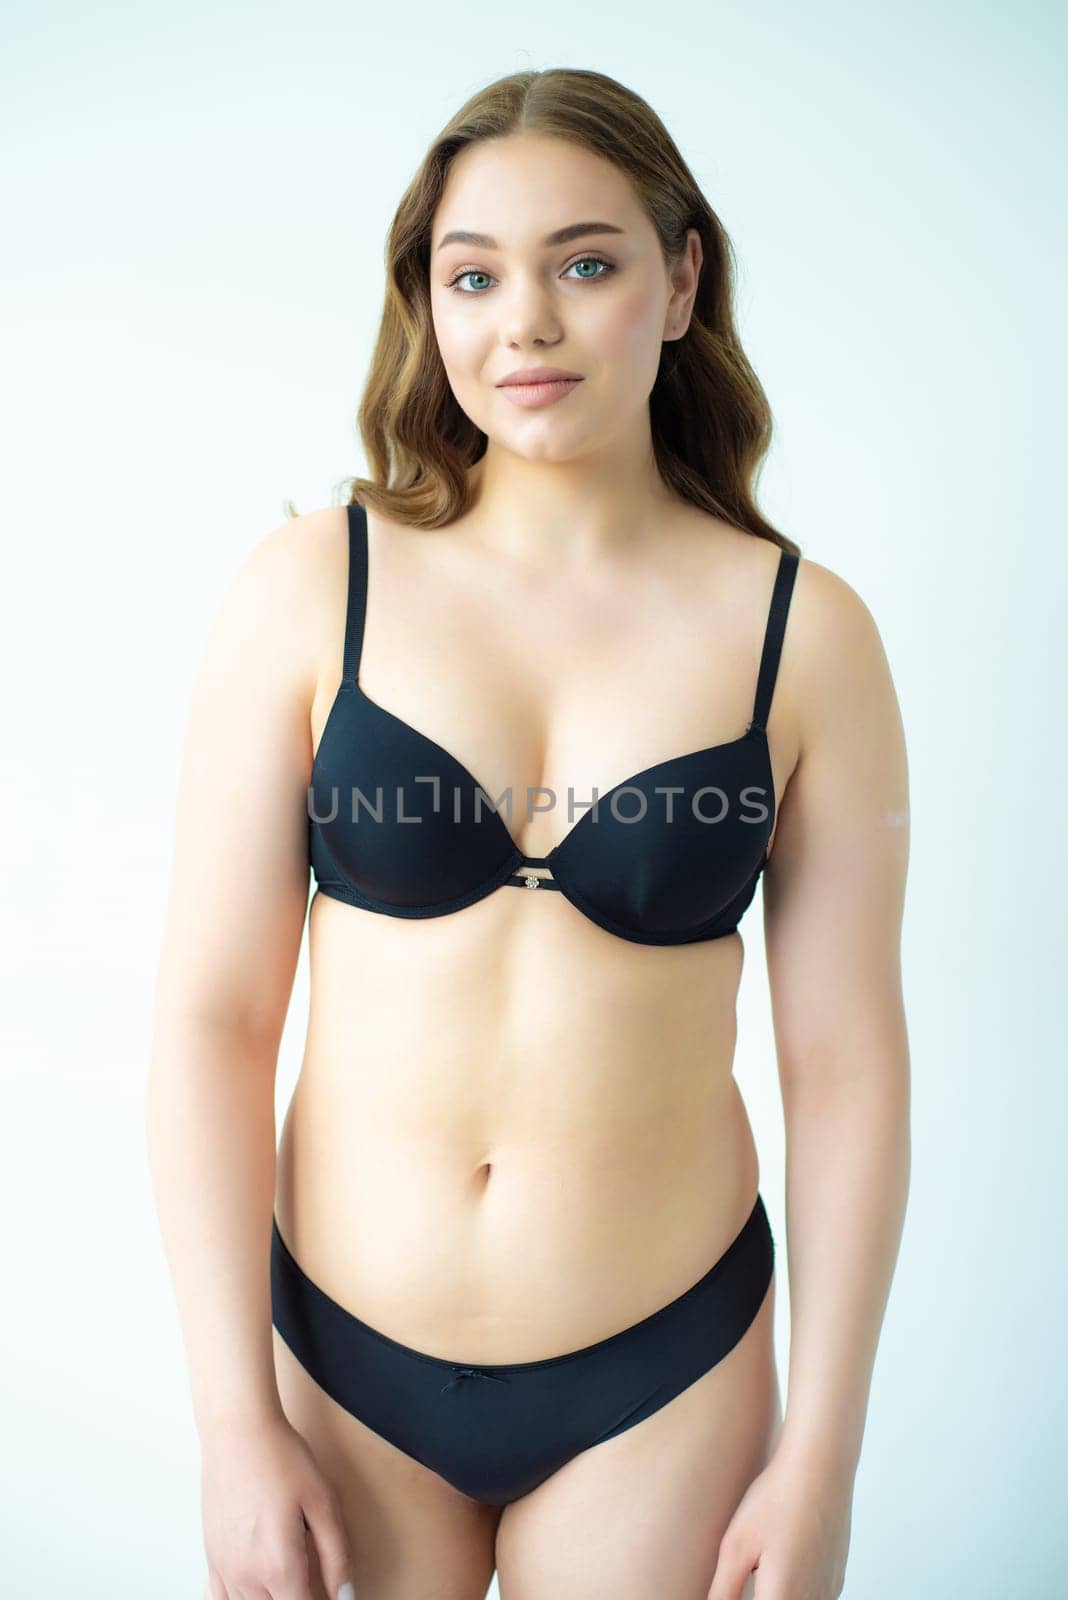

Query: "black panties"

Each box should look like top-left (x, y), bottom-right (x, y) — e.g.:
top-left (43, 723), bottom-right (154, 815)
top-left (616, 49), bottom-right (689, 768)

top-left (270, 1192), bottom-right (774, 1507)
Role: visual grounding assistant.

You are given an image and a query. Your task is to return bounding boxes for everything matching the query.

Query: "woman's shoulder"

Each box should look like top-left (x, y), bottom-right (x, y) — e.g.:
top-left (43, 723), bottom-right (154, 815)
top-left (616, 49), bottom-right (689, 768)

top-left (240, 502), bottom-right (356, 631)
top-left (204, 504), bottom-right (353, 703)
top-left (684, 504), bottom-right (883, 662)
top-left (777, 546), bottom-right (889, 684)
top-left (246, 500), bottom-right (349, 589)
top-left (682, 508), bottom-right (892, 729)
top-left (766, 545), bottom-right (901, 766)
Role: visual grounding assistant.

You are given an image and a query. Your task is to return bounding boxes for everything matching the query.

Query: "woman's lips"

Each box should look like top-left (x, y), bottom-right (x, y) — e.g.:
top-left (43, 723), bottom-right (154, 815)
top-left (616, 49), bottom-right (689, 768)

top-left (498, 377), bottom-right (584, 409)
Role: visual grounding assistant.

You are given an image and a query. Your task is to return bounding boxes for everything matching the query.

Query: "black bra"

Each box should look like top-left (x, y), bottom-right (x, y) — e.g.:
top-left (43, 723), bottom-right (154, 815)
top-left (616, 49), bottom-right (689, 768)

top-left (308, 503), bottom-right (799, 947)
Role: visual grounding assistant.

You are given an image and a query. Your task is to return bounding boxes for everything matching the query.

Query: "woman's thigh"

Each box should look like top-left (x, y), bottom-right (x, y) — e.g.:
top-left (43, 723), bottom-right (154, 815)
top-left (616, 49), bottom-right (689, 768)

top-left (493, 1272), bottom-right (780, 1600)
top-left (269, 1327), bottom-right (502, 1600)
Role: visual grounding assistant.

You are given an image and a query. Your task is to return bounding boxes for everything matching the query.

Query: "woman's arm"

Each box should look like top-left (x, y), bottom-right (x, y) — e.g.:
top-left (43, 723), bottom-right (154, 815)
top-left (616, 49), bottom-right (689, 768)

top-left (144, 512), bottom-right (319, 1438)
top-left (763, 559), bottom-right (911, 1483)
top-left (710, 558), bottom-right (910, 1600)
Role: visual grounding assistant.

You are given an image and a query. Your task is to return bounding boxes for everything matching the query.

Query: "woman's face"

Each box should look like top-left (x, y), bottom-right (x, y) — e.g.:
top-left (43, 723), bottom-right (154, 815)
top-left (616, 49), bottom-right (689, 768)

top-left (429, 134), bottom-right (701, 462)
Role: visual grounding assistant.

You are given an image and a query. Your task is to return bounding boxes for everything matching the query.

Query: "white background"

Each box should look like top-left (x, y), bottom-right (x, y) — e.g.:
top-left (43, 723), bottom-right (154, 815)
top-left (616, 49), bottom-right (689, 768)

top-left (2, 2), bottom-right (1065, 1594)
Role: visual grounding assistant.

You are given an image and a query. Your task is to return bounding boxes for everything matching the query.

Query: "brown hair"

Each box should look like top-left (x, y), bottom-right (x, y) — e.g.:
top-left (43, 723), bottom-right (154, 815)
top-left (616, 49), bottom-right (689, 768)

top-left (333, 66), bottom-right (798, 556)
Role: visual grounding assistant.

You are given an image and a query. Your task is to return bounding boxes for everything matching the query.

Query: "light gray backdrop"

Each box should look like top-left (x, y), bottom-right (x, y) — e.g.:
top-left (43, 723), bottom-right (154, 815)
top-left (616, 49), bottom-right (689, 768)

top-left (2, 2), bottom-right (1064, 1595)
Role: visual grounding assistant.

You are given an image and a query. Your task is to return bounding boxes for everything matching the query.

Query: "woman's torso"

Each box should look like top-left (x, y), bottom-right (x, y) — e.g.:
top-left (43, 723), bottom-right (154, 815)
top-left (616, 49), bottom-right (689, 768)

top-left (274, 498), bottom-right (798, 1363)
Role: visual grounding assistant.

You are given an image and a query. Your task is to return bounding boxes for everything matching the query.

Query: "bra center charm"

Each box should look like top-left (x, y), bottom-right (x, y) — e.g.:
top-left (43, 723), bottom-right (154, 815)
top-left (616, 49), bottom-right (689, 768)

top-left (524, 873), bottom-right (541, 889)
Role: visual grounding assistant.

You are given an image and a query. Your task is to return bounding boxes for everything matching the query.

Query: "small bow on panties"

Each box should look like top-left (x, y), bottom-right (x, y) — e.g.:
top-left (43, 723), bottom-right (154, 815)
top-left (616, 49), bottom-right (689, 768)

top-left (440, 1366), bottom-right (513, 1395)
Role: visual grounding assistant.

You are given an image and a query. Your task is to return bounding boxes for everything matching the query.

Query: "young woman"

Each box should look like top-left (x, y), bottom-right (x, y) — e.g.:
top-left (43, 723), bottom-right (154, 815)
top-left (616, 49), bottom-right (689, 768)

top-left (147, 67), bottom-right (911, 1600)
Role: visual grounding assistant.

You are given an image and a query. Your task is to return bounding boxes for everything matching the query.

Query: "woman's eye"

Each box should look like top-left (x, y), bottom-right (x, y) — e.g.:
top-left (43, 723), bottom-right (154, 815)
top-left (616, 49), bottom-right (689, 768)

top-left (445, 257), bottom-right (615, 295)
top-left (563, 257), bottom-right (613, 282)
top-left (449, 270), bottom-right (494, 294)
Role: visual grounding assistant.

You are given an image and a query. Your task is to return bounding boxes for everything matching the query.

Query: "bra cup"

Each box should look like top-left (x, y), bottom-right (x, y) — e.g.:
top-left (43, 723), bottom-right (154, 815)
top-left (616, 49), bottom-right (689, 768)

top-left (550, 737), bottom-right (774, 937)
top-left (310, 689), bottom-right (516, 909)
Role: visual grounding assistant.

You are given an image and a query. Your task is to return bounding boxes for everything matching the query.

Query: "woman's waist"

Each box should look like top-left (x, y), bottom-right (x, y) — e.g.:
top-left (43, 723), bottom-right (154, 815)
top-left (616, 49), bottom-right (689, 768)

top-left (274, 1092), bottom-right (759, 1365)
top-left (302, 993), bottom-right (739, 1124)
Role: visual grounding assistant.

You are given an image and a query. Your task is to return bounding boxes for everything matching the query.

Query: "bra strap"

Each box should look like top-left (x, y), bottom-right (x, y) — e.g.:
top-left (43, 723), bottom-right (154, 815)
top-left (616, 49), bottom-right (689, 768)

top-left (341, 501), bottom-right (369, 687)
top-left (749, 547), bottom-right (799, 734)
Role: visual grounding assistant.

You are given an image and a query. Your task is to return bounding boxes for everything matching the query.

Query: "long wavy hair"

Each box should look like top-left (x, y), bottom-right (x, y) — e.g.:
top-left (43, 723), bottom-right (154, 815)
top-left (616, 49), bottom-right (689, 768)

top-left (329, 66), bottom-right (797, 556)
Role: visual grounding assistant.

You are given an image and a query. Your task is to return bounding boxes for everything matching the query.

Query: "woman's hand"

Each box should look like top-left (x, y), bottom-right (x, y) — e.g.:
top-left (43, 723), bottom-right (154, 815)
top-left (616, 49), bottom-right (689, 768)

top-left (707, 1440), bottom-right (854, 1600)
top-left (200, 1411), bottom-right (356, 1600)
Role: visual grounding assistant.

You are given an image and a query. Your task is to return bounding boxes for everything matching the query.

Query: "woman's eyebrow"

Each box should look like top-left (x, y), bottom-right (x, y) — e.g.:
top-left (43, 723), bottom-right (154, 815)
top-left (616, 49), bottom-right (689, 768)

top-left (435, 220), bottom-right (626, 253)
